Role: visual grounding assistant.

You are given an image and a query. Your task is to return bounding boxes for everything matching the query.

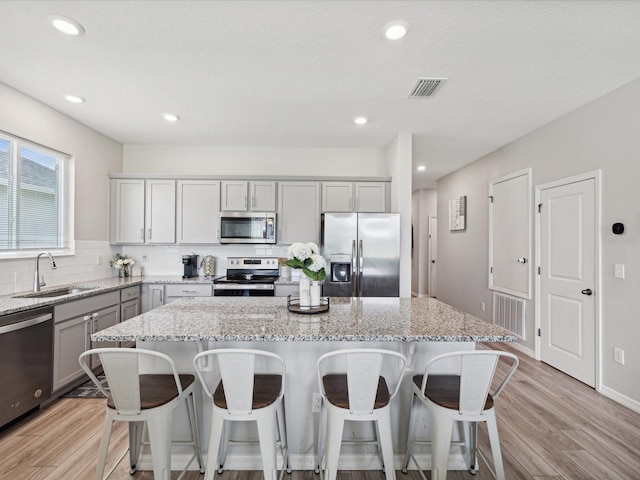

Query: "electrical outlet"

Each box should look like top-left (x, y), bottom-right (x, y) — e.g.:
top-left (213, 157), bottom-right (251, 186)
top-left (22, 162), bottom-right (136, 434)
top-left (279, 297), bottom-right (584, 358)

top-left (481, 302), bottom-right (486, 312)
top-left (312, 392), bottom-right (322, 413)
top-left (614, 264), bottom-right (625, 279)
top-left (614, 348), bottom-right (625, 365)
top-left (96, 255), bottom-right (103, 265)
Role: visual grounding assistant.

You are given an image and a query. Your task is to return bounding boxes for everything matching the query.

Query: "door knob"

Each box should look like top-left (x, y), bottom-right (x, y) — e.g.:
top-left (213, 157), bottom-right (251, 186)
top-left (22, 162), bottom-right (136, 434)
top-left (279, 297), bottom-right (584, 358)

top-left (581, 288), bottom-right (593, 296)
top-left (431, 260), bottom-right (436, 264)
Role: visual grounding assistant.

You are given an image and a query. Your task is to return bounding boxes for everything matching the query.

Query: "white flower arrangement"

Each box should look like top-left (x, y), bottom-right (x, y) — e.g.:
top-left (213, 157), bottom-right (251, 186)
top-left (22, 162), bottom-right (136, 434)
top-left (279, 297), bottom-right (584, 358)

top-left (280, 242), bottom-right (326, 282)
top-left (110, 253), bottom-right (135, 271)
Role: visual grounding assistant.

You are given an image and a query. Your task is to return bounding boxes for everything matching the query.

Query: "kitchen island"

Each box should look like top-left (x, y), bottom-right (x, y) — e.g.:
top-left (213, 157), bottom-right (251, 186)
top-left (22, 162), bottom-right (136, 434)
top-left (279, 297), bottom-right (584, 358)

top-left (93, 296), bottom-right (516, 472)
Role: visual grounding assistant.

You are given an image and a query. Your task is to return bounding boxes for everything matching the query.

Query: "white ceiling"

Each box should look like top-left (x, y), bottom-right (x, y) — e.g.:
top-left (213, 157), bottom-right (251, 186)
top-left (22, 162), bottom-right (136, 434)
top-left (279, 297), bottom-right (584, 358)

top-left (1, 1), bottom-right (640, 190)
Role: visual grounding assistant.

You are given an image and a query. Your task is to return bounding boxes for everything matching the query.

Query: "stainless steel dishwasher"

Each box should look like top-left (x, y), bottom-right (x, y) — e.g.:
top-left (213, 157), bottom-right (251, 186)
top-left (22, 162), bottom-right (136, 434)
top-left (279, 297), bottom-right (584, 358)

top-left (0, 306), bottom-right (53, 428)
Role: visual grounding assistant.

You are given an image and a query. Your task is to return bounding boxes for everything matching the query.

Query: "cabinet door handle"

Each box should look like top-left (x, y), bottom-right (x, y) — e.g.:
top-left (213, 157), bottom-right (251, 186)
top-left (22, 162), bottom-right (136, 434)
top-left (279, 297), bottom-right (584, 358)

top-left (148, 228), bottom-right (152, 240)
top-left (140, 228), bottom-right (144, 240)
top-left (244, 196), bottom-right (247, 209)
top-left (252, 195), bottom-right (255, 209)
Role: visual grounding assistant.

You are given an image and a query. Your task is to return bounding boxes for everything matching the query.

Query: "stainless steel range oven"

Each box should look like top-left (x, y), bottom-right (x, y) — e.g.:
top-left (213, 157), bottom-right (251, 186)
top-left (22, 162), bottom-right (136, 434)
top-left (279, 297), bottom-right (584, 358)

top-left (213, 257), bottom-right (279, 296)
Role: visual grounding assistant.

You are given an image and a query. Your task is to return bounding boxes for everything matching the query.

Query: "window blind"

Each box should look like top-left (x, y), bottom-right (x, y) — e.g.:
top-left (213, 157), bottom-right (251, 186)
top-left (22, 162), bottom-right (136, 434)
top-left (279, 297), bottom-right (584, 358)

top-left (0, 131), bottom-right (73, 254)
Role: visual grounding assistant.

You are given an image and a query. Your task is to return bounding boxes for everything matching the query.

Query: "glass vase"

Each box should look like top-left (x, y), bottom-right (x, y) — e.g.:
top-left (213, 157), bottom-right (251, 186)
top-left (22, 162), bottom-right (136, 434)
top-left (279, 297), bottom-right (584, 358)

top-left (310, 281), bottom-right (321, 307)
top-left (299, 276), bottom-right (311, 310)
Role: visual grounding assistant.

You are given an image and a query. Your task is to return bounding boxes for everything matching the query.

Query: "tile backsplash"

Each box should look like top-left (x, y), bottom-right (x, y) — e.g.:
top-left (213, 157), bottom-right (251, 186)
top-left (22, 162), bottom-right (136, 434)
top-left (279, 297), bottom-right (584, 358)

top-left (0, 242), bottom-right (299, 296)
top-left (0, 240), bottom-right (119, 296)
top-left (122, 244), bottom-right (291, 277)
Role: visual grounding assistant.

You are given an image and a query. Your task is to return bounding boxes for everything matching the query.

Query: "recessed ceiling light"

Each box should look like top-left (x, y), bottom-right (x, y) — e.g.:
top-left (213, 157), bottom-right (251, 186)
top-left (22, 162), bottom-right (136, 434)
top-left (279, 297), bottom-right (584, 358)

top-left (64, 94), bottom-right (85, 104)
top-left (49, 15), bottom-right (85, 36)
top-left (417, 165), bottom-right (426, 171)
top-left (163, 113), bottom-right (180, 122)
top-left (383, 21), bottom-right (409, 41)
top-left (354, 116), bottom-right (368, 125)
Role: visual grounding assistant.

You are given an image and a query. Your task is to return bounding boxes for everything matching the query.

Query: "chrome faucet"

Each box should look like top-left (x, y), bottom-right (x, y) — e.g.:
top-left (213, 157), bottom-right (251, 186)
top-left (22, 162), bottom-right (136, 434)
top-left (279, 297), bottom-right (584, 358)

top-left (34, 252), bottom-right (57, 292)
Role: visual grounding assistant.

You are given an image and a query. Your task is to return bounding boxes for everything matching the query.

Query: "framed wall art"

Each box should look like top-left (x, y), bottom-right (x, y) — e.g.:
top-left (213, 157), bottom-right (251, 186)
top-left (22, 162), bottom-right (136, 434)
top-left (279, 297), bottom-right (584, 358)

top-left (449, 195), bottom-right (466, 231)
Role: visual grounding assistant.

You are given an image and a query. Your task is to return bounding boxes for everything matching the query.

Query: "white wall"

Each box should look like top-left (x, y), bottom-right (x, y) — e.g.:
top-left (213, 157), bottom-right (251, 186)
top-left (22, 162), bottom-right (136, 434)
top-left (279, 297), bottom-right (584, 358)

top-left (386, 133), bottom-right (413, 298)
top-left (437, 77), bottom-right (640, 405)
top-left (412, 189), bottom-right (436, 296)
top-left (0, 82), bottom-right (123, 241)
top-left (0, 82), bottom-right (123, 294)
top-left (124, 145), bottom-right (387, 177)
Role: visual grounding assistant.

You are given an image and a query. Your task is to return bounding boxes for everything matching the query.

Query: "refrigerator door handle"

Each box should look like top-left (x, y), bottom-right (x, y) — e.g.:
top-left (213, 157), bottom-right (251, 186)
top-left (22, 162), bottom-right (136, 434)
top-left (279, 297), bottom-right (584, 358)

top-left (358, 239), bottom-right (364, 297)
top-left (351, 240), bottom-right (357, 297)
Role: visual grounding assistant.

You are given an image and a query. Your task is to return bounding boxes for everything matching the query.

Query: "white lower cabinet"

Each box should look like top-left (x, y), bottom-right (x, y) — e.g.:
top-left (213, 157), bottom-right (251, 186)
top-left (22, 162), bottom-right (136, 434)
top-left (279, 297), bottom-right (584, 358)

top-left (164, 284), bottom-right (212, 304)
top-left (53, 291), bottom-right (120, 392)
top-left (143, 283), bottom-right (213, 311)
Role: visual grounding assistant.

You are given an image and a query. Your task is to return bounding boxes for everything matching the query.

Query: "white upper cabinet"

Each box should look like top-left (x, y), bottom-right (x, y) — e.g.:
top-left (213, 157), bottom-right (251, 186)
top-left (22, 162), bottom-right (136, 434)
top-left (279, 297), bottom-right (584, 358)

top-left (278, 181), bottom-right (321, 245)
top-left (249, 181), bottom-right (277, 211)
top-left (221, 180), bottom-right (276, 211)
top-left (110, 179), bottom-right (176, 244)
top-left (354, 182), bottom-right (387, 212)
top-left (322, 182), bottom-right (353, 212)
top-left (111, 179), bottom-right (146, 244)
top-left (221, 180), bottom-right (248, 211)
top-left (145, 180), bottom-right (176, 244)
top-left (322, 182), bottom-right (388, 213)
top-left (176, 180), bottom-right (220, 244)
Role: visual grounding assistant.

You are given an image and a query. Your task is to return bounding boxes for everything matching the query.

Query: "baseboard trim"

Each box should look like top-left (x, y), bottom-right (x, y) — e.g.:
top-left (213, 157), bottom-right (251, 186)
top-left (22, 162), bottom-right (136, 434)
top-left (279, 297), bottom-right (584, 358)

top-left (506, 341), bottom-right (535, 358)
top-left (600, 385), bottom-right (640, 414)
top-left (136, 452), bottom-right (468, 471)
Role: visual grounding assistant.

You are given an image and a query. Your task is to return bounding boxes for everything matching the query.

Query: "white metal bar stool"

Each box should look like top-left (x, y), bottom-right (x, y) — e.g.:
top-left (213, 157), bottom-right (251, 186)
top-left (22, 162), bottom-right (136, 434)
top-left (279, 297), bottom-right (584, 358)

top-left (79, 348), bottom-right (203, 480)
top-left (316, 348), bottom-right (407, 480)
top-left (402, 350), bottom-right (519, 480)
top-left (193, 348), bottom-right (290, 480)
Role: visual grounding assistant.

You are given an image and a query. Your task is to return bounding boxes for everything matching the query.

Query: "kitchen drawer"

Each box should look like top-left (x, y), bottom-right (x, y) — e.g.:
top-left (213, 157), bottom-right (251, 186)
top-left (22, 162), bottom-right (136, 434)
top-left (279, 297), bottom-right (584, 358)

top-left (54, 291), bottom-right (120, 323)
top-left (275, 284), bottom-right (299, 297)
top-left (120, 285), bottom-right (141, 302)
top-left (164, 284), bottom-right (212, 297)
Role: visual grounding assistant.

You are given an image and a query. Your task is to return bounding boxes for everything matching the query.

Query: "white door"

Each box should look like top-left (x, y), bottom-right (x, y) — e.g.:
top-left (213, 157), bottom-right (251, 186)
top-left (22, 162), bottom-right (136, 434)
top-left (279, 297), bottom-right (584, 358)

top-left (539, 178), bottom-right (595, 386)
top-left (428, 217), bottom-right (437, 298)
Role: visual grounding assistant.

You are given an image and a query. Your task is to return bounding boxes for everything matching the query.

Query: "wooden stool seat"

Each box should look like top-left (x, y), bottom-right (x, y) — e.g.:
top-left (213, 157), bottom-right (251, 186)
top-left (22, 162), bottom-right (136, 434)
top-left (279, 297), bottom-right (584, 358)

top-left (213, 374), bottom-right (282, 409)
top-left (403, 351), bottom-right (519, 480)
top-left (106, 374), bottom-right (195, 410)
top-left (323, 374), bottom-right (390, 409)
top-left (413, 374), bottom-right (494, 411)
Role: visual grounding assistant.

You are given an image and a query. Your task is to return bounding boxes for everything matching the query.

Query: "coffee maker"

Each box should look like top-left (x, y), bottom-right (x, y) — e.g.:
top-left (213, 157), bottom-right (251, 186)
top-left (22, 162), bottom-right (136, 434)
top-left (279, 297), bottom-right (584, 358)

top-left (182, 254), bottom-right (198, 278)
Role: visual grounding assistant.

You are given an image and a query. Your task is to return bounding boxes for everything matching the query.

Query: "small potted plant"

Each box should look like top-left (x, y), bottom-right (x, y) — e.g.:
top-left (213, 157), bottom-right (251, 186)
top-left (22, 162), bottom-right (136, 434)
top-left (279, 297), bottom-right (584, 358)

top-left (110, 253), bottom-right (135, 278)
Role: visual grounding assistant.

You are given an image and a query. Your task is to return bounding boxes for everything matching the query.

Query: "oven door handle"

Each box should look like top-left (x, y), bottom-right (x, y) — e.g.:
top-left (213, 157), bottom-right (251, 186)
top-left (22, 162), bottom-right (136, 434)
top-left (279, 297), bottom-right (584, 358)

top-left (0, 313), bottom-right (52, 335)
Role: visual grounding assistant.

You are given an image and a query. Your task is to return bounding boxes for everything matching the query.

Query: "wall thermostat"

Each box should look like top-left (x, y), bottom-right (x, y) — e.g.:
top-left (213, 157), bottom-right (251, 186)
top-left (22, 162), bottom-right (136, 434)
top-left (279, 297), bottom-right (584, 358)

top-left (612, 223), bottom-right (624, 235)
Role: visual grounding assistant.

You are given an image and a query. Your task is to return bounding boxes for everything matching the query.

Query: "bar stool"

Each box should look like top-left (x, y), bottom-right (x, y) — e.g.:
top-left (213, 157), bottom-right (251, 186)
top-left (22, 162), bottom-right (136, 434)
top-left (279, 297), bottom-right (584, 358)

top-left (316, 348), bottom-right (407, 480)
top-left (402, 350), bottom-right (519, 480)
top-left (192, 348), bottom-right (290, 480)
top-left (79, 348), bottom-right (203, 480)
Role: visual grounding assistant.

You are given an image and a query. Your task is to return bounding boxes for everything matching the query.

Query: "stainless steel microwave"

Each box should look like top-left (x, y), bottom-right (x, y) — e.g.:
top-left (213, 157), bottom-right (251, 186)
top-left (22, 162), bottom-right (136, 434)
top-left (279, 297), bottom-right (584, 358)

top-left (219, 212), bottom-right (276, 244)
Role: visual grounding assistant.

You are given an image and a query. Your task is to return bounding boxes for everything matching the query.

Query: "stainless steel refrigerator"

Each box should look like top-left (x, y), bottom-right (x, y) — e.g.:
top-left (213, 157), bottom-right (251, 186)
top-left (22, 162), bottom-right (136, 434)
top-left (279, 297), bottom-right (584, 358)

top-left (321, 213), bottom-right (400, 297)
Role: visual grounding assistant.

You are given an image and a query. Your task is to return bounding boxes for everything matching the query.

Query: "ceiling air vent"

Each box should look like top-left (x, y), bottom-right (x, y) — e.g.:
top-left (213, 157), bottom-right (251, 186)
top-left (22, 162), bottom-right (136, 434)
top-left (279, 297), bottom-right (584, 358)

top-left (408, 78), bottom-right (447, 98)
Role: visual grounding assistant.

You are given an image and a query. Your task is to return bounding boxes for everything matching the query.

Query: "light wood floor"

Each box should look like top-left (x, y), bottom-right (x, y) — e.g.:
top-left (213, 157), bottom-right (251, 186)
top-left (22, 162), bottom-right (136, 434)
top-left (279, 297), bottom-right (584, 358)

top-left (2, 342), bottom-right (640, 479)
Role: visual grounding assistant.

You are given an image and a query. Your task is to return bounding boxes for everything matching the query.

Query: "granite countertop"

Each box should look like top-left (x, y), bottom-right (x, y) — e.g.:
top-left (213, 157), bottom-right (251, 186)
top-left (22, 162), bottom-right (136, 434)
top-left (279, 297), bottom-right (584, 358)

top-left (0, 275), bottom-right (221, 316)
top-left (92, 296), bottom-right (517, 343)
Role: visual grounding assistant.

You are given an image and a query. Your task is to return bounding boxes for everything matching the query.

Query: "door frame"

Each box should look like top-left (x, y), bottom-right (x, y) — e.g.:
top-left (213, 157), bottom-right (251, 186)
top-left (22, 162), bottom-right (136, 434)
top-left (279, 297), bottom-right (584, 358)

top-left (535, 170), bottom-right (602, 391)
top-left (428, 216), bottom-right (437, 298)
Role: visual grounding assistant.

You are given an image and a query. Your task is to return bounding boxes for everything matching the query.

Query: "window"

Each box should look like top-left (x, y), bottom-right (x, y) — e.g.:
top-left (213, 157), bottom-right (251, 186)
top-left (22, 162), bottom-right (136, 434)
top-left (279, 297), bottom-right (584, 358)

top-left (0, 131), bottom-right (73, 256)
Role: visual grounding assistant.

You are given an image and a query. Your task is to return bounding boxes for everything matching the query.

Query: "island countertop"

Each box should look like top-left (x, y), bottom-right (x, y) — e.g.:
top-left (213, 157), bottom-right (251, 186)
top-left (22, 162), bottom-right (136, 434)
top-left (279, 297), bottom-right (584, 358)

top-left (92, 296), bottom-right (516, 343)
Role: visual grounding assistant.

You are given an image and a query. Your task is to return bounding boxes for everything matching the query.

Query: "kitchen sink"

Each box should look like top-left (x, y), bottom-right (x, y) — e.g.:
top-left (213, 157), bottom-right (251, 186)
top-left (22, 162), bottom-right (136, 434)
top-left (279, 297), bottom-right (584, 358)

top-left (13, 286), bottom-right (99, 299)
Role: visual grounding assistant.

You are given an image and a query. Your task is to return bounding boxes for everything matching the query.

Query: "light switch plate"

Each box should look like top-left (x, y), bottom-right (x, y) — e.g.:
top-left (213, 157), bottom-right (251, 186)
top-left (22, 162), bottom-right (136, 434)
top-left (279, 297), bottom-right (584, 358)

top-left (614, 264), bottom-right (625, 279)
